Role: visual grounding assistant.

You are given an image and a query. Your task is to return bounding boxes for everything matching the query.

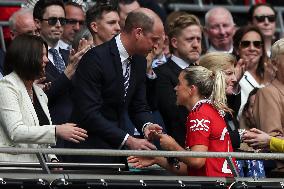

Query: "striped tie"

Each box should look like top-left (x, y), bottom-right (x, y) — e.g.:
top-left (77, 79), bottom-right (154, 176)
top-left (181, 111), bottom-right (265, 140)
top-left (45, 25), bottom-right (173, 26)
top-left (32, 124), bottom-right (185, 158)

top-left (49, 48), bottom-right (66, 73)
top-left (123, 57), bottom-right (131, 98)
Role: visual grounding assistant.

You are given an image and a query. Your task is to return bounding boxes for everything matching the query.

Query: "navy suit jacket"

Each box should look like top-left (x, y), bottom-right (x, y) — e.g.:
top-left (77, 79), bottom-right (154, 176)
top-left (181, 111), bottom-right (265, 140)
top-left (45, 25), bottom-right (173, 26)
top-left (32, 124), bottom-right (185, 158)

top-left (154, 59), bottom-right (188, 146)
top-left (66, 38), bottom-right (153, 163)
top-left (45, 48), bottom-right (73, 125)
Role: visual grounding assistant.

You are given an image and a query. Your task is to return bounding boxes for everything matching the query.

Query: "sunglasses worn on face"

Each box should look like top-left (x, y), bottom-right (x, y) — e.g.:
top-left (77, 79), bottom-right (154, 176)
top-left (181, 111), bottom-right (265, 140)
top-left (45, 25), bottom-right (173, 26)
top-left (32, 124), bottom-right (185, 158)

top-left (66, 19), bottom-right (85, 26)
top-left (42, 17), bottom-right (66, 26)
top-left (240, 40), bottom-right (262, 49)
top-left (254, 15), bottom-right (276, 23)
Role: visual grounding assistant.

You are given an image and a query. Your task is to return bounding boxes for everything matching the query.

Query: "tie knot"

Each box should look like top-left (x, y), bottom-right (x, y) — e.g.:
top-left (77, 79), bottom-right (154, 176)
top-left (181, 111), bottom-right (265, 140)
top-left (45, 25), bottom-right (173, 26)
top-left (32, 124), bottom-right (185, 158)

top-left (49, 48), bottom-right (58, 54)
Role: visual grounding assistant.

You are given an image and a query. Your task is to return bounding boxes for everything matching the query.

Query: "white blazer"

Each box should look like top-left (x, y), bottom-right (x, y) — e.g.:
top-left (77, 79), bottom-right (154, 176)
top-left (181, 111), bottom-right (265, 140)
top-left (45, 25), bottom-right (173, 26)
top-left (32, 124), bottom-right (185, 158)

top-left (0, 72), bottom-right (56, 162)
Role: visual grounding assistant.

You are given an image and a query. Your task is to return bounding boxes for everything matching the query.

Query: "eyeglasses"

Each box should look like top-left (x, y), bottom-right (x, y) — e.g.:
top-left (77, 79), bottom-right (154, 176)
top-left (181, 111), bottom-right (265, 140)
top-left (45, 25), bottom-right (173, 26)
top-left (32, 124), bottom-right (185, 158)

top-left (41, 17), bottom-right (66, 26)
top-left (239, 40), bottom-right (263, 49)
top-left (254, 15), bottom-right (276, 23)
top-left (65, 19), bottom-right (85, 26)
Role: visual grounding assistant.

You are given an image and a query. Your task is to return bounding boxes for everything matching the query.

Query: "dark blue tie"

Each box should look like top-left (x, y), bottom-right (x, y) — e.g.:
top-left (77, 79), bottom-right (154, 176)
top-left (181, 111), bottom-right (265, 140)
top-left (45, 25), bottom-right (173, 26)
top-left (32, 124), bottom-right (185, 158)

top-left (49, 48), bottom-right (66, 73)
top-left (123, 57), bottom-right (131, 98)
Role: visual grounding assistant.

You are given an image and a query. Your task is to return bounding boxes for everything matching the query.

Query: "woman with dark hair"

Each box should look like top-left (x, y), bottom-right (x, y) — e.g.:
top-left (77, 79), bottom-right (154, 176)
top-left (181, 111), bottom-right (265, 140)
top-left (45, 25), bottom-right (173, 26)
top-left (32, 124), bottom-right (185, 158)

top-left (0, 34), bottom-right (87, 163)
top-left (248, 3), bottom-right (277, 56)
top-left (233, 26), bottom-right (274, 119)
top-left (128, 66), bottom-right (235, 177)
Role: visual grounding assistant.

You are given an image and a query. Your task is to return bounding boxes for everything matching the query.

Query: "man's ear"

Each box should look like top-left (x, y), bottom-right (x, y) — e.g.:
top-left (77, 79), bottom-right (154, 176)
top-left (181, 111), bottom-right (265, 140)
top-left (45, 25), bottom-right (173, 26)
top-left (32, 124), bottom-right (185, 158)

top-left (171, 37), bottom-right (177, 49)
top-left (90, 21), bottom-right (98, 33)
top-left (34, 19), bottom-right (41, 30)
top-left (10, 31), bottom-right (16, 40)
top-left (203, 27), bottom-right (208, 38)
top-left (133, 27), bottom-right (143, 40)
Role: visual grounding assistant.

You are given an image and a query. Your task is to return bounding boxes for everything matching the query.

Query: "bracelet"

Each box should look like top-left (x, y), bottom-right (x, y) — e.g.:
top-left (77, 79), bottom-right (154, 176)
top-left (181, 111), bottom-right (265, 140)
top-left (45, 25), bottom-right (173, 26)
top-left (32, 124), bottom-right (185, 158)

top-left (167, 157), bottom-right (180, 170)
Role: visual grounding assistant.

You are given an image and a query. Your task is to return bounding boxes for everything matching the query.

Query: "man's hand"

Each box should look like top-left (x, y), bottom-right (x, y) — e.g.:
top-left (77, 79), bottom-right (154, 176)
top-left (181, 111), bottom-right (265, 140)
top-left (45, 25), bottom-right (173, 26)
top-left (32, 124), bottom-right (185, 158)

top-left (64, 40), bottom-right (91, 79)
top-left (143, 123), bottom-right (163, 141)
top-left (34, 77), bottom-right (51, 92)
top-left (125, 136), bottom-right (157, 150)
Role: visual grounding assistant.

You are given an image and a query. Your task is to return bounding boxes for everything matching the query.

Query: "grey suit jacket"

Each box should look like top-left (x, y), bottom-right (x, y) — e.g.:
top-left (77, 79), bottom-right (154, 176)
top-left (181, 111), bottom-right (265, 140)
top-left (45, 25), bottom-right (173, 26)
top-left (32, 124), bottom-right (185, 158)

top-left (0, 72), bottom-right (56, 162)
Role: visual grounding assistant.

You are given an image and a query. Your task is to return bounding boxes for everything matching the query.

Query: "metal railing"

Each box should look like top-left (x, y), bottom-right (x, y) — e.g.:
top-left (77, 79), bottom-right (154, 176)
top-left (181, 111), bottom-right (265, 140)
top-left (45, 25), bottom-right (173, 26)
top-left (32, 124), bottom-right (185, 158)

top-left (0, 147), bottom-right (283, 188)
top-left (0, 147), bottom-right (284, 175)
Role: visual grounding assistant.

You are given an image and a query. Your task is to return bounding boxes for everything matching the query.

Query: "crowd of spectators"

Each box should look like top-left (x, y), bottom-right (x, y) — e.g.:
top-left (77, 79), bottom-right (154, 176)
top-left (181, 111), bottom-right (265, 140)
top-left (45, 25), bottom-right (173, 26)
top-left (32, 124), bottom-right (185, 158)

top-left (0, 0), bottom-right (284, 178)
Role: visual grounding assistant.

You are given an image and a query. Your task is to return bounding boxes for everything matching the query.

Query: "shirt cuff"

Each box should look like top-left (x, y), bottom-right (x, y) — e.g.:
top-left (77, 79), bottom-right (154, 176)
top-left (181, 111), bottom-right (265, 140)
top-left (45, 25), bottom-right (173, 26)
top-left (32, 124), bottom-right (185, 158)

top-left (142, 122), bottom-right (153, 137)
top-left (119, 134), bottom-right (129, 149)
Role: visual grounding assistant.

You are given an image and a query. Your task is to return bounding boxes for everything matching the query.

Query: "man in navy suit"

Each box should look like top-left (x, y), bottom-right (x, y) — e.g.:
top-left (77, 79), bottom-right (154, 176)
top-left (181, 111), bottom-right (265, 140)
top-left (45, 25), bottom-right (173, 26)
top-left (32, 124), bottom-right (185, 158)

top-left (67, 8), bottom-right (164, 163)
top-left (33, 0), bottom-right (89, 125)
top-left (155, 14), bottom-right (202, 146)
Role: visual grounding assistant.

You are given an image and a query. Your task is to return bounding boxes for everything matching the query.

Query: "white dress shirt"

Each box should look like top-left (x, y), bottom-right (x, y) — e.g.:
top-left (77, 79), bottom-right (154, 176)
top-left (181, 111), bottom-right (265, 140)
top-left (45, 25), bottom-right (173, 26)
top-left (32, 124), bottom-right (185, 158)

top-left (207, 45), bottom-right (233, 53)
top-left (171, 55), bottom-right (191, 69)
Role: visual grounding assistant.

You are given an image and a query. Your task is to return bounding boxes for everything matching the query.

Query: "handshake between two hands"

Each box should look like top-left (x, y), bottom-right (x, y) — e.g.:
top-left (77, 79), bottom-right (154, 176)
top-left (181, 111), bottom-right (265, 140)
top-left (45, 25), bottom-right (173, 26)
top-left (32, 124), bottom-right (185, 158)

top-left (126, 124), bottom-right (180, 151)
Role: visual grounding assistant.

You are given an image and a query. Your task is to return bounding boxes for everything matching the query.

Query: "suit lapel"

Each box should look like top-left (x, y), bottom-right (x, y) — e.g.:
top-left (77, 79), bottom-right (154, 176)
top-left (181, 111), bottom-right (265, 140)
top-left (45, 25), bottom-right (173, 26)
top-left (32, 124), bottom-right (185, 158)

top-left (45, 60), bottom-right (60, 80)
top-left (59, 48), bottom-right (69, 66)
top-left (168, 59), bottom-right (183, 77)
top-left (12, 72), bottom-right (39, 126)
top-left (110, 39), bottom-right (124, 103)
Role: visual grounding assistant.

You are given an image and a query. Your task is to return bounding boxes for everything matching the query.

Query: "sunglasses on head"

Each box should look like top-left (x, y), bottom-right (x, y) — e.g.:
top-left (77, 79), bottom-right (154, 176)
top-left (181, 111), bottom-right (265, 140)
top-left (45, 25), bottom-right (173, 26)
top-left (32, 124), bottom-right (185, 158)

top-left (240, 40), bottom-right (262, 49)
top-left (66, 19), bottom-right (85, 26)
top-left (254, 15), bottom-right (276, 23)
top-left (41, 17), bottom-right (66, 26)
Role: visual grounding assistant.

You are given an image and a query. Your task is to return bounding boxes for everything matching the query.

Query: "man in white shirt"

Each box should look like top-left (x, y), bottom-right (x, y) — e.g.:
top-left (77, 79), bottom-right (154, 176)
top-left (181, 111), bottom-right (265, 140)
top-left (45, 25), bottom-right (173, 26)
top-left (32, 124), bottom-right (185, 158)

top-left (155, 13), bottom-right (202, 146)
top-left (33, 0), bottom-right (89, 126)
top-left (204, 7), bottom-right (236, 53)
top-left (65, 8), bottom-right (164, 163)
top-left (58, 1), bottom-right (85, 50)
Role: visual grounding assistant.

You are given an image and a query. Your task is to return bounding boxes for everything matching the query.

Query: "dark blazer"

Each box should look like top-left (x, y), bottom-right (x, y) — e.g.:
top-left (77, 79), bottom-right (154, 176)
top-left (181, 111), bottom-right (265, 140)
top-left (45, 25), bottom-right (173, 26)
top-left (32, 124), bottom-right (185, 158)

top-left (66, 38), bottom-right (153, 163)
top-left (154, 59), bottom-right (188, 146)
top-left (45, 48), bottom-right (73, 125)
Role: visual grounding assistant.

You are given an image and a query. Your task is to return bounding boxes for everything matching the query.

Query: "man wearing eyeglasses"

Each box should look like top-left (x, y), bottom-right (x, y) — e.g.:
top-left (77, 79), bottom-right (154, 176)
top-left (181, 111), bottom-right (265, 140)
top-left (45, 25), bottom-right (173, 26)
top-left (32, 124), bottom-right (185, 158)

top-left (204, 7), bottom-right (236, 53)
top-left (58, 2), bottom-right (85, 50)
top-left (33, 0), bottom-right (90, 134)
top-left (248, 3), bottom-right (276, 57)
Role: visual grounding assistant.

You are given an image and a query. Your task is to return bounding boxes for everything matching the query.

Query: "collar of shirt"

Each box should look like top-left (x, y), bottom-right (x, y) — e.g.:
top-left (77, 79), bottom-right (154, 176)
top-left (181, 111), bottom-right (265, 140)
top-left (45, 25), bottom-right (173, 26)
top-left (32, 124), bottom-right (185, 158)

top-left (152, 54), bottom-right (167, 68)
top-left (207, 45), bottom-right (233, 53)
top-left (115, 34), bottom-right (130, 65)
top-left (171, 55), bottom-right (190, 69)
top-left (48, 42), bottom-right (63, 66)
top-left (58, 39), bottom-right (71, 50)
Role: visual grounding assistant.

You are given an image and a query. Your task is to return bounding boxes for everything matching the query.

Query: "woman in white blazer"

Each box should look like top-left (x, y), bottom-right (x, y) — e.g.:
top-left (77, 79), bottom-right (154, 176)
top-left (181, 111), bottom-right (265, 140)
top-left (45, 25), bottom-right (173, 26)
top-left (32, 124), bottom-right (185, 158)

top-left (0, 34), bottom-right (87, 163)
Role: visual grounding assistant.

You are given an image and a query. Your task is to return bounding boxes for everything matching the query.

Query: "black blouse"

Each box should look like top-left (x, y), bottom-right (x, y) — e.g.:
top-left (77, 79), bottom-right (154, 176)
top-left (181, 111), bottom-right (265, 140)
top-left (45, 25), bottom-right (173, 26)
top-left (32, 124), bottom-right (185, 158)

top-left (33, 89), bottom-right (49, 126)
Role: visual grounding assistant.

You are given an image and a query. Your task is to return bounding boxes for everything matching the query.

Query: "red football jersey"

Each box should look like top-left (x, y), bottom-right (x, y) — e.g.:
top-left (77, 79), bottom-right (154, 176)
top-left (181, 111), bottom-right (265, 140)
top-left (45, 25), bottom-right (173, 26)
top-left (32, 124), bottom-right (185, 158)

top-left (185, 100), bottom-right (235, 177)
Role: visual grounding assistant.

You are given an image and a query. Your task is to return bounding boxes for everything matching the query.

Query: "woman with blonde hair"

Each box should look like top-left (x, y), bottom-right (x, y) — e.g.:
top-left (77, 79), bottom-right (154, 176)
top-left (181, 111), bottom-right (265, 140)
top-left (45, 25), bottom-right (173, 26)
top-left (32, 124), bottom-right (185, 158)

top-left (198, 52), bottom-right (241, 149)
top-left (129, 66), bottom-right (235, 177)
